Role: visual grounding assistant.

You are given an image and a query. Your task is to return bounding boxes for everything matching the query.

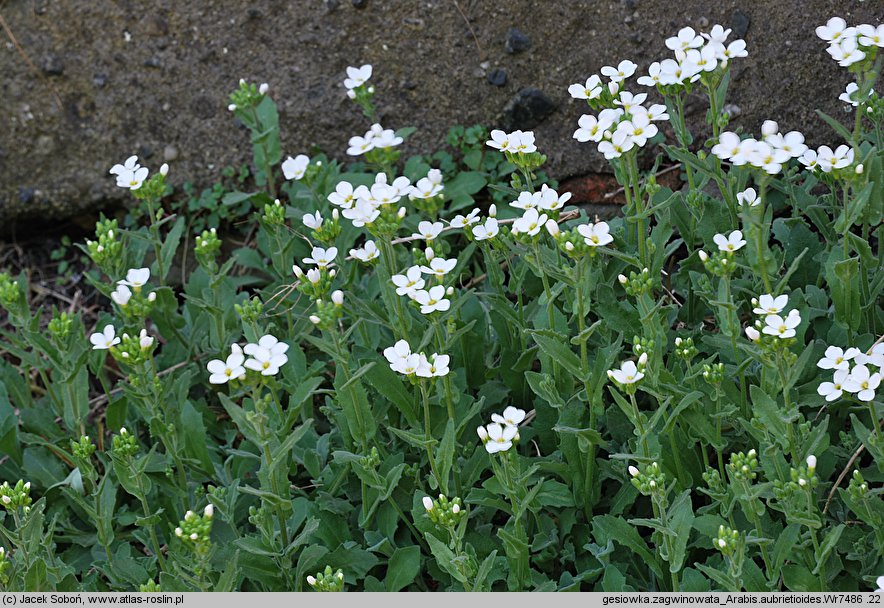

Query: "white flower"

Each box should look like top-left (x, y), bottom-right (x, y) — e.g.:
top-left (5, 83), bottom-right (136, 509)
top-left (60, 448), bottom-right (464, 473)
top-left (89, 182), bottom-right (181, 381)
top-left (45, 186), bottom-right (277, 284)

top-left (281, 154), bottom-right (309, 180)
top-left (111, 284), bottom-right (132, 306)
top-left (511, 208), bottom-right (548, 236)
top-left (828, 36), bottom-right (865, 67)
top-left (305, 268), bottom-right (321, 284)
top-left (109, 156), bottom-right (149, 190)
top-left (244, 346), bottom-right (287, 376)
top-left (342, 199), bottom-right (380, 227)
top-left (875, 575), bottom-right (884, 593)
top-left (568, 74), bottom-right (603, 100)
top-left (484, 423), bottom-right (518, 454)
top-left (207, 344), bottom-right (246, 384)
top-left (666, 27), bottom-right (703, 52)
top-left (817, 346), bottom-right (861, 371)
top-left (816, 17), bottom-right (855, 44)
top-left (416, 353), bottom-right (450, 378)
top-left (858, 343), bottom-right (884, 368)
top-left (721, 39), bottom-right (748, 62)
top-left (491, 406), bottom-right (526, 428)
top-left (537, 185), bottom-right (572, 211)
top-left (346, 135), bottom-right (375, 156)
top-left (817, 369), bottom-right (849, 402)
top-left (765, 130), bottom-right (808, 159)
top-left (344, 64), bottom-right (372, 89)
top-left (511, 190), bottom-right (540, 210)
top-left (577, 221), bottom-right (613, 247)
top-left (843, 365), bottom-right (882, 402)
top-left (616, 112), bottom-right (658, 147)
top-left (303, 246), bottom-right (337, 269)
top-left (374, 128), bottom-right (404, 149)
top-left (302, 211), bottom-right (323, 230)
top-left (449, 208), bottom-right (480, 228)
top-left (486, 129), bottom-right (514, 152)
top-left (412, 221), bottom-right (445, 241)
top-left (392, 266), bottom-right (426, 297)
top-left (411, 176), bottom-right (444, 199)
top-left (601, 59), bottom-right (638, 82)
top-left (711, 132), bottom-right (743, 160)
top-left (90, 324), bottom-right (120, 350)
top-left (574, 114), bottom-right (608, 143)
top-left (245, 335), bottom-right (290, 359)
top-left (762, 311), bottom-right (801, 339)
top-left (858, 24), bottom-right (884, 47)
top-left (328, 181), bottom-right (356, 209)
top-left (350, 240), bottom-right (380, 262)
top-left (472, 217), bottom-right (499, 241)
top-left (118, 267), bottom-right (150, 289)
top-left (607, 360), bottom-right (644, 384)
top-left (736, 187), bottom-right (759, 207)
top-left (598, 130), bottom-right (634, 159)
top-left (414, 285), bottom-right (451, 314)
top-left (384, 340), bottom-right (421, 376)
top-left (419, 257), bottom-right (457, 280)
top-left (839, 82), bottom-right (874, 107)
top-left (713, 231), bottom-right (746, 253)
top-left (753, 294), bottom-right (788, 316)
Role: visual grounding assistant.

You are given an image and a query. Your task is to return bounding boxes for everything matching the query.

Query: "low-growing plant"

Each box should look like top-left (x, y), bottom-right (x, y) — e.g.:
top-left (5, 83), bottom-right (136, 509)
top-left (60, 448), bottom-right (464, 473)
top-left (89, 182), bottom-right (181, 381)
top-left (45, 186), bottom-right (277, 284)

top-left (0, 20), bottom-right (883, 593)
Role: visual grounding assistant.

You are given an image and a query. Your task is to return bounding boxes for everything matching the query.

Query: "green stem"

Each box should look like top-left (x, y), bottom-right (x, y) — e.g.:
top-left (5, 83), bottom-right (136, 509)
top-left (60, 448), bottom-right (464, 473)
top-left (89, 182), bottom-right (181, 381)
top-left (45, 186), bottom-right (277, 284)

top-left (421, 383), bottom-right (444, 493)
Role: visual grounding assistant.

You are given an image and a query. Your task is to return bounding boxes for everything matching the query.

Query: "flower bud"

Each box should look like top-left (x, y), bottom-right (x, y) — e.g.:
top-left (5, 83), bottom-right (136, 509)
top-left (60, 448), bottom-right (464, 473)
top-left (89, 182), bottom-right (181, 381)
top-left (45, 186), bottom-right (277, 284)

top-left (798, 478), bottom-right (806, 487)
top-left (331, 290), bottom-right (344, 306)
top-left (446, 286), bottom-right (454, 296)
top-left (488, 204), bottom-right (497, 218)
top-left (698, 250), bottom-right (708, 262)
top-left (228, 103), bottom-right (237, 112)
top-left (175, 527), bottom-right (183, 537)
top-left (293, 265), bottom-right (304, 278)
top-left (565, 241), bottom-right (574, 252)
top-left (476, 425), bottom-right (488, 441)
top-left (806, 455), bottom-right (817, 471)
top-left (718, 538), bottom-right (727, 548)
top-left (307, 269), bottom-right (321, 284)
top-left (856, 164), bottom-right (864, 175)
top-left (120, 427), bottom-right (128, 435)
top-left (329, 269), bottom-right (337, 278)
top-left (160, 163), bottom-right (169, 176)
top-left (618, 274), bottom-right (628, 285)
top-left (761, 120), bottom-right (779, 137)
top-left (307, 576), bottom-right (317, 586)
top-left (204, 504), bottom-right (214, 518)
top-left (628, 465), bottom-right (639, 477)
top-left (398, 207), bottom-right (407, 218)
top-left (745, 326), bottom-right (760, 341)
top-left (309, 315), bottom-right (321, 325)
top-left (451, 503), bottom-right (460, 514)
top-left (147, 292), bottom-right (156, 302)
top-left (422, 496), bottom-right (434, 511)
top-left (545, 219), bottom-right (560, 237)
top-left (425, 247), bottom-right (435, 261)
top-left (259, 83), bottom-right (269, 95)
top-left (638, 353), bottom-right (648, 366)
top-left (332, 209), bottom-right (339, 220)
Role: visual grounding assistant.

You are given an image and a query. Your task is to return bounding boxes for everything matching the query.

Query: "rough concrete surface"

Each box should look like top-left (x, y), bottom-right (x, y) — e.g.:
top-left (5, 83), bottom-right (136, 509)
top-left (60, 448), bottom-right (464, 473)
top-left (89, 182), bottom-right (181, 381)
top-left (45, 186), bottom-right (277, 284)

top-left (1, 0), bottom-right (879, 229)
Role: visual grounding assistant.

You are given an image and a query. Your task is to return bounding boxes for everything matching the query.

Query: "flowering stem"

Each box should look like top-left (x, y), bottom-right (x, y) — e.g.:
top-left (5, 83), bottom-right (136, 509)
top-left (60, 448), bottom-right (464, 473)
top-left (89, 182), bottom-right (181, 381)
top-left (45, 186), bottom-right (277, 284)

top-left (807, 491), bottom-right (826, 591)
top-left (532, 243), bottom-right (557, 332)
top-left (629, 392), bottom-right (650, 458)
top-left (420, 382), bottom-right (445, 493)
top-left (866, 399), bottom-right (882, 443)
top-left (432, 319), bottom-right (456, 423)
top-left (739, 478), bottom-right (772, 579)
top-left (249, 108), bottom-right (277, 200)
top-left (378, 237), bottom-right (409, 339)
top-left (331, 329), bottom-right (369, 452)
top-left (754, 181), bottom-right (773, 294)
top-left (143, 196), bottom-right (166, 286)
top-left (135, 475), bottom-right (167, 571)
top-left (575, 256), bottom-right (598, 512)
top-left (627, 154), bottom-right (648, 268)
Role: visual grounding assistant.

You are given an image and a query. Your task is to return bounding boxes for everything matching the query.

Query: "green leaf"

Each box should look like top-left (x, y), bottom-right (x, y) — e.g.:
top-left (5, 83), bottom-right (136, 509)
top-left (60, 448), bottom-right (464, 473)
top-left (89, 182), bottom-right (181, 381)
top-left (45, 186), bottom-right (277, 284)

top-left (527, 329), bottom-right (584, 380)
top-left (385, 546), bottom-right (421, 591)
top-left (592, 515), bottom-right (663, 579)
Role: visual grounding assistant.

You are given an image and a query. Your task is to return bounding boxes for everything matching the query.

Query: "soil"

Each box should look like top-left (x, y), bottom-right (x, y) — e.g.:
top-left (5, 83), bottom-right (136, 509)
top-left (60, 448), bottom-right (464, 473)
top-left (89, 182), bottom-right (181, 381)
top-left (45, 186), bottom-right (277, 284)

top-left (1, 0), bottom-right (879, 232)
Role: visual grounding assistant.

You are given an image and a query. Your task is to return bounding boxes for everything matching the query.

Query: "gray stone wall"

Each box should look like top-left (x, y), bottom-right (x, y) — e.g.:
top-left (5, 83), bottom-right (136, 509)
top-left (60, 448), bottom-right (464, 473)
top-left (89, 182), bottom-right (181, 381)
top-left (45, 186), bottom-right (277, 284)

top-left (1, 0), bottom-right (878, 227)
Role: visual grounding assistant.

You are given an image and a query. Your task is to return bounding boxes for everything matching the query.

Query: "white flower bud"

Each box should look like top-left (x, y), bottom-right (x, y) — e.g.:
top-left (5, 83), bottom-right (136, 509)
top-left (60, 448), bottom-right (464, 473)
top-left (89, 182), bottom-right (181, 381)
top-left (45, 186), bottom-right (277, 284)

top-left (309, 315), bottom-right (321, 325)
top-left (806, 455), bottom-right (817, 470)
top-left (451, 503), bottom-right (460, 514)
top-left (565, 241), bottom-right (574, 252)
top-left (228, 104), bottom-right (237, 112)
top-left (798, 478), bottom-right (806, 487)
top-left (347, 89), bottom-right (356, 100)
top-left (293, 265), bottom-right (304, 278)
top-left (638, 353), bottom-right (648, 366)
top-left (307, 576), bottom-right (317, 586)
top-left (649, 480), bottom-right (656, 489)
top-left (185, 510), bottom-right (194, 520)
top-left (476, 425), bottom-right (488, 441)
top-left (97, 245), bottom-right (104, 253)
top-left (446, 286), bottom-right (454, 296)
top-left (159, 163), bottom-right (169, 176)
top-left (856, 164), bottom-right (864, 175)
top-left (718, 538), bottom-right (727, 548)
top-left (748, 449), bottom-right (757, 457)
top-left (745, 326), bottom-right (760, 341)
top-left (698, 250), bottom-right (708, 262)
top-left (488, 204), bottom-right (497, 218)
top-left (675, 337), bottom-right (682, 346)
top-left (425, 247), bottom-right (435, 261)
top-left (628, 465), bottom-right (640, 477)
top-left (422, 496), bottom-right (434, 511)
top-left (120, 427), bottom-right (128, 435)
top-left (147, 292), bottom-right (156, 302)
top-left (204, 504), bottom-right (214, 518)
top-left (618, 274), bottom-right (628, 285)
top-left (398, 207), bottom-right (406, 218)
top-left (331, 290), bottom-right (344, 306)
top-left (329, 269), bottom-right (337, 278)
top-left (307, 269), bottom-right (321, 284)
top-left (190, 532), bottom-right (198, 540)
top-left (545, 219), bottom-right (560, 237)
top-left (761, 120), bottom-right (779, 137)
top-left (259, 83), bottom-right (269, 95)
top-left (1, 496), bottom-right (10, 505)
top-left (332, 209), bottom-right (339, 220)
top-left (175, 527), bottom-right (183, 537)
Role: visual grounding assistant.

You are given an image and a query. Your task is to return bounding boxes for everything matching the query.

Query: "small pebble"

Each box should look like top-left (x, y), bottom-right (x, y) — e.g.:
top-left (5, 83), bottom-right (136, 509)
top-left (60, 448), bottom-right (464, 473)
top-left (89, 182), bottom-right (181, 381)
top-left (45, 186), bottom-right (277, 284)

top-left (505, 27), bottom-right (531, 54)
top-left (487, 68), bottom-right (507, 87)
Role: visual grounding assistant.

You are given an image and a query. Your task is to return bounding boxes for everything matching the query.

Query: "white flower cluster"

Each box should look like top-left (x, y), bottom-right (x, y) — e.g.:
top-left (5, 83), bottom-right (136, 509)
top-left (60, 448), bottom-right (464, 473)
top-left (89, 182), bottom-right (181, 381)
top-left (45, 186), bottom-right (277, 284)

top-left (486, 130), bottom-right (537, 154)
top-left (711, 120), bottom-right (808, 175)
top-left (329, 173), bottom-right (411, 227)
top-left (477, 406), bottom-right (527, 454)
top-left (391, 251), bottom-right (456, 314)
top-left (282, 154), bottom-right (310, 181)
top-left (511, 184), bottom-right (572, 213)
top-left (383, 339), bottom-right (449, 378)
top-left (745, 294), bottom-right (802, 341)
top-left (816, 343), bottom-right (884, 402)
top-left (410, 169), bottom-right (444, 200)
top-left (640, 25), bottom-right (748, 87)
top-left (349, 240), bottom-right (380, 262)
top-left (207, 335), bottom-right (289, 384)
top-left (817, 18), bottom-right (883, 67)
top-left (109, 156), bottom-right (150, 190)
top-left (346, 123), bottom-right (403, 156)
top-left (799, 144), bottom-right (856, 174)
top-left (839, 82), bottom-right (875, 107)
